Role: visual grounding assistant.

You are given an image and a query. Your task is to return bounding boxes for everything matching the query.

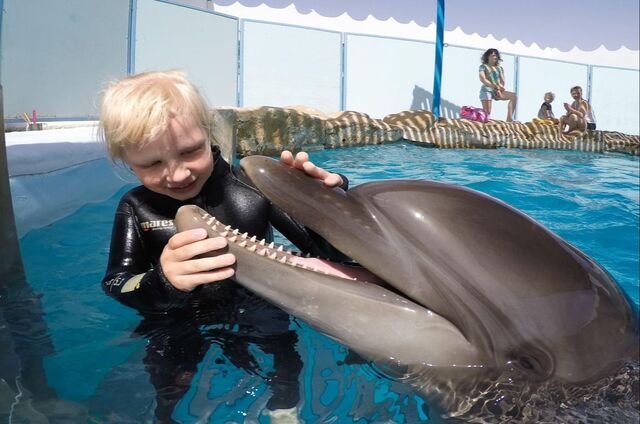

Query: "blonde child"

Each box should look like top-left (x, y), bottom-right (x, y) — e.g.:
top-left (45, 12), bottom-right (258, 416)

top-left (99, 70), bottom-right (354, 422)
top-left (537, 92), bottom-right (558, 123)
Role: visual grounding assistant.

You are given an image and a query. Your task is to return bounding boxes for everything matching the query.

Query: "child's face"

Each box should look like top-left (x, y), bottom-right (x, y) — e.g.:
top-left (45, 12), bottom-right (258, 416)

top-left (123, 114), bottom-right (213, 200)
top-left (545, 95), bottom-right (554, 103)
top-left (570, 89), bottom-right (582, 100)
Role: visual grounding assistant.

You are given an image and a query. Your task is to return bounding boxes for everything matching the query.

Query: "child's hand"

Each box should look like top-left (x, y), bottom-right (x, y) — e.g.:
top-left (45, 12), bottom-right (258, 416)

top-left (280, 150), bottom-right (343, 188)
top-left (160, 228), bottom-right (236, 291)
top-left (564, 102), bottom-right (571, 111)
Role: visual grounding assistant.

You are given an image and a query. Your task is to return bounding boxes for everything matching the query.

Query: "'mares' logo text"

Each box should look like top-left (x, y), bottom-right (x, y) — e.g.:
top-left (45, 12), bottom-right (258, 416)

top-left (140, 220), bottom-right (175, 232)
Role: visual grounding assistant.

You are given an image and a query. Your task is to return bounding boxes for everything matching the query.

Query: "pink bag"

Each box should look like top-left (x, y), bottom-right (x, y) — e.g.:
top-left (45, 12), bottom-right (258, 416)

top-left (460, 106), bottom-right (488, 123)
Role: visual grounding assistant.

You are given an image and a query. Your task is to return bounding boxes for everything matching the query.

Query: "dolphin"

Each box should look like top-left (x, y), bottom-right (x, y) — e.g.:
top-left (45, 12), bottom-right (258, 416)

top-left (175, 156), bottom-right (639, 422)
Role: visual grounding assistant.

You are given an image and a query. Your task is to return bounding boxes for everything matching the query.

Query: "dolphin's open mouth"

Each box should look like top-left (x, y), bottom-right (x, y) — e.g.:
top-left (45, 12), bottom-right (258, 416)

top-left (183, 207), bottom-right (377, 283)
top-left (174, 176), bottom-right (484, 370)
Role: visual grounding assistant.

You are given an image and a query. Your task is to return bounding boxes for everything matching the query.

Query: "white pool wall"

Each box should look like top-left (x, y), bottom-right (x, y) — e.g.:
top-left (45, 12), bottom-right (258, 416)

top-left (7, 126), bottom-right (132, 237)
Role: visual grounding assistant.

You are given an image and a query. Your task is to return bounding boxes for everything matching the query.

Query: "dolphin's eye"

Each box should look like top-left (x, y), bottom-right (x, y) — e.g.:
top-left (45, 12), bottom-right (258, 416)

top-left (507, 347), bottom-right (554, 381)
top-left (518, 356), bottom-right (535, 370)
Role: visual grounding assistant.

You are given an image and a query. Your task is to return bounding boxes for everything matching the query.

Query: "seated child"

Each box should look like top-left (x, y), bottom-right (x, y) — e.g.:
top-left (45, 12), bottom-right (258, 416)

top-left (537, 92), bottom-right (558, 123)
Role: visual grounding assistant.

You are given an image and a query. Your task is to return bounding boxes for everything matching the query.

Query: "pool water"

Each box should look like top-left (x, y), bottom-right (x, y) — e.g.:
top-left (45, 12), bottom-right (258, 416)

top-left (16, 143), bottom-right (640, 422)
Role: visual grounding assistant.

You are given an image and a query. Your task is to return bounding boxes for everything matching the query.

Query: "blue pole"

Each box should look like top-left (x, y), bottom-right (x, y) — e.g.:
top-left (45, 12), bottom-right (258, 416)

top-left (127, 0), bottom-right (137, 75)
top-left (432, 0), bottom-right (445, 119)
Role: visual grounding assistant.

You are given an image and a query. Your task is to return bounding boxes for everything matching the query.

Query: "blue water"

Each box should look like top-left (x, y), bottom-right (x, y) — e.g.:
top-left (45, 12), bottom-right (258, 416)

top-left (16, 144), bottom-right (640, 422)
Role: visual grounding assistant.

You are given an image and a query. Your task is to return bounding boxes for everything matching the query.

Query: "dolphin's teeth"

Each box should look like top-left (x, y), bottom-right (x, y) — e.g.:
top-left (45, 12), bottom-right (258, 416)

top-left (268, 242), bottom-right (275, 249)
top-left (224, 225), bottom-right (231, 231)
top-left (232, 229), bottom-right (239, 235)
top-left (258, 248), bottom-right (267, 256)
top-left (229, 236), bottom-right (237, 243)
top-left (248, 245), bottom-right (257, 252)
top-left (203, 213), bottom-right (211, 219)
top-left (278, 256), bottom-right (287, 263)
top-left (250, 235), bottom-right (257, 242)
top-left (259, 239), bottom-right (266, 246)
top-left (269, 252), bottom-right (277, 260)
top-left (206, 217), bottom-right (215, 225)
top-left (242, 232), bottom-right (249, 239)
top-left (239, 240), bottom-right (247, 247)
top-left (277, 245), bottom-right (284, 252)
top-left (220, 231), bottom-right (228, 237)
top-left (305, 253), bottom-right (311, 258)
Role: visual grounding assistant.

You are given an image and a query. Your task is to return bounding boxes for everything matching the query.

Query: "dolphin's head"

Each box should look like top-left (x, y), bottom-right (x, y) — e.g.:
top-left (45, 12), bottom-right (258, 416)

top-left (176, 153), bottom-right (638, 406)
top-left (233, 155), bottom-right (638, 386)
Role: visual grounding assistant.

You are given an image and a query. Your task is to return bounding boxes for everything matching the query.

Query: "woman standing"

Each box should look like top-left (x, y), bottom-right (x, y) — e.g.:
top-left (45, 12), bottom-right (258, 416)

top-left (478, 48), bottom-right (518, 122)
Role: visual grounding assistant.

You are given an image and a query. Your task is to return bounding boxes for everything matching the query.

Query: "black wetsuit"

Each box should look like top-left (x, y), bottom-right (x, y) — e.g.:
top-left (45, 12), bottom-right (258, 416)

top-left (101, 147), bottom-right (348, 422)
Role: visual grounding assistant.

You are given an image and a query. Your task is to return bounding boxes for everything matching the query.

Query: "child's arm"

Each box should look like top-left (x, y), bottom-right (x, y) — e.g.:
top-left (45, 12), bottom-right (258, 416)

top-left (101, 198), bottom-right (235, 313)
top-left (160, 229), bottom-right (235, 292)
top-left (280, 150), bottom-right (344, 188)
top-left (102, 200), bottom-right (192, 313)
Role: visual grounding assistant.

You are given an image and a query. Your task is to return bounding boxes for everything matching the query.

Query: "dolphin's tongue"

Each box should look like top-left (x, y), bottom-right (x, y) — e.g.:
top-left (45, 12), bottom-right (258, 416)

top-left (292, 257), bottom-right (385, 283)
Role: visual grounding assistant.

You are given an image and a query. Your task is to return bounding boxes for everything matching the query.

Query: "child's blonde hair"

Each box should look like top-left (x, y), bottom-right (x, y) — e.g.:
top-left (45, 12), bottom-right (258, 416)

top-left (544, 92), bottom-right (555, 101)
top-left (99, 70), bottom-right (212, 161)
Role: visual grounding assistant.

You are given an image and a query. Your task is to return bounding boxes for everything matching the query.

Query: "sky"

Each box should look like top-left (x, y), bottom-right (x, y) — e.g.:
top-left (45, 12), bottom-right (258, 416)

top-left (213, 0), bottom-right (640, 51)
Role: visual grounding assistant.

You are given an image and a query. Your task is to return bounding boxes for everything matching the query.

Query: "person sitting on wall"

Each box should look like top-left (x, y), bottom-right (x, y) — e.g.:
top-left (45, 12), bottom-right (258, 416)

top-left (536, 91), bottom-right (559, 124)
top-left (558, 86), bottom-right (597, 134)
top-left (478, 48), bottom-right (518, 122)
